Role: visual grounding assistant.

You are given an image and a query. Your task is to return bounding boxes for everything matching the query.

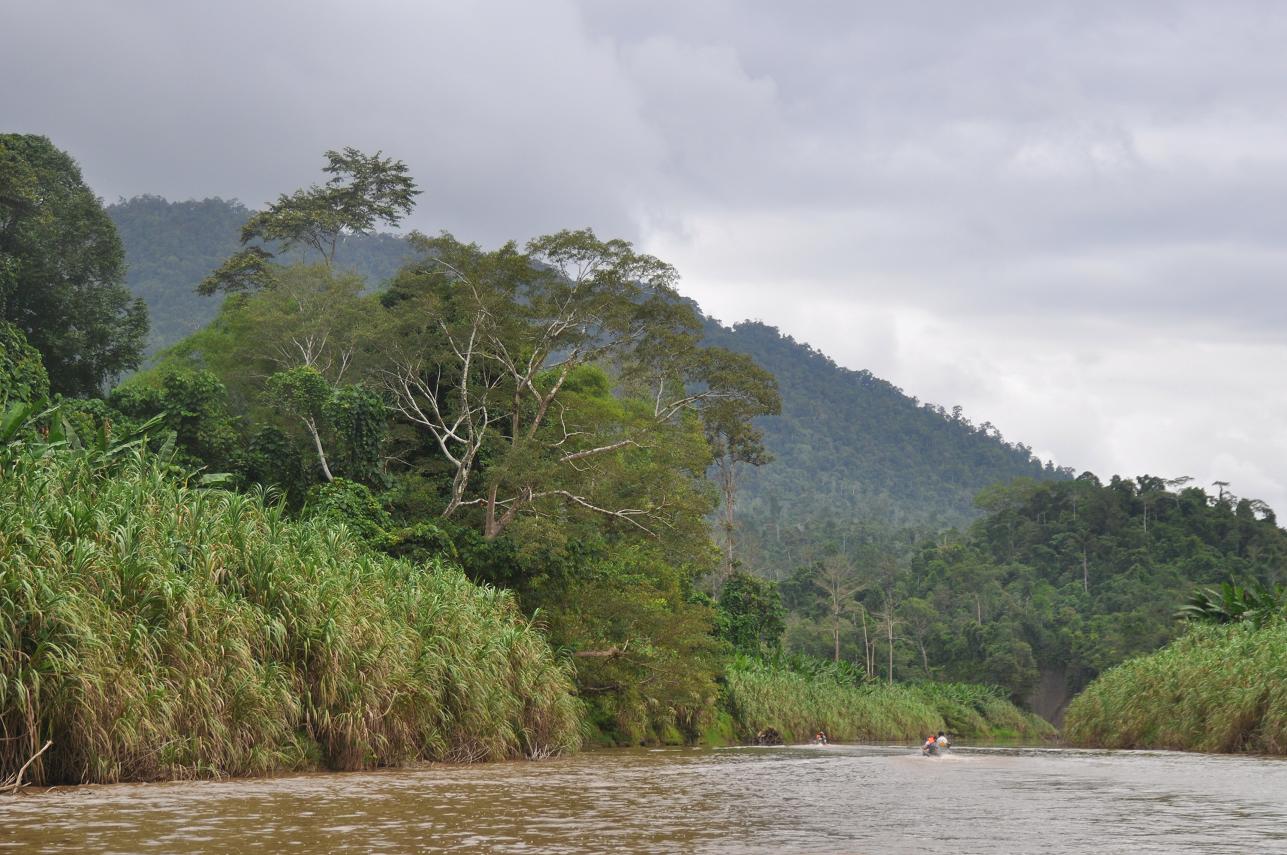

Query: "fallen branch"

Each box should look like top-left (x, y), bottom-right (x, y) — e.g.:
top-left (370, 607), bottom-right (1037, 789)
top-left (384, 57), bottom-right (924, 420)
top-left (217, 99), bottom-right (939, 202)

top-left (4, 740), bottom-right (52, 794)
top-left (573, 639), bottom-right (631, 660)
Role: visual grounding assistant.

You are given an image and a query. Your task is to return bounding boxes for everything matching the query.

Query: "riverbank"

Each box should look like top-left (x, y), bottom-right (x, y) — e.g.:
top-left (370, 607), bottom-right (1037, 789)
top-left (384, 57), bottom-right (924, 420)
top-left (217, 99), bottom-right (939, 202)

top-left (1, 445), bottom-right (1054, 788)
top-left (0, 447), bottom-right (583, 787)
top-left (1063, 620), bottom-right (1287, 754)
top-left (721, 657), bottom-right (1054, 744)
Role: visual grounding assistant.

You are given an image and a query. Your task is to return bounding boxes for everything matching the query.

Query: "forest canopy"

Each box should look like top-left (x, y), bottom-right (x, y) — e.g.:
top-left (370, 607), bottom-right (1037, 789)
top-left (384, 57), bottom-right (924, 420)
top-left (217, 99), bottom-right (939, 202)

top-left (0, 134), bottom-right (147, 394)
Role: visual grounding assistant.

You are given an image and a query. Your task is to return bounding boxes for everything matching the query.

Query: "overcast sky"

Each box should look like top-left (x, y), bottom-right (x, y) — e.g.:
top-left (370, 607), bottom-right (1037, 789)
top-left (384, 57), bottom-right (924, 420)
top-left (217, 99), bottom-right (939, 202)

top-left (6, 0), bottom-right (1287, 511)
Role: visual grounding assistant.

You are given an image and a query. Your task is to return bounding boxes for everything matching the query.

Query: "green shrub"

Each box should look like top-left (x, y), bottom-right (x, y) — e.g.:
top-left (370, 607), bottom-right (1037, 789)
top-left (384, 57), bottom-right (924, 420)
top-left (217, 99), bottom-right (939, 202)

top-left (305, 477), bottom-right (392, 546)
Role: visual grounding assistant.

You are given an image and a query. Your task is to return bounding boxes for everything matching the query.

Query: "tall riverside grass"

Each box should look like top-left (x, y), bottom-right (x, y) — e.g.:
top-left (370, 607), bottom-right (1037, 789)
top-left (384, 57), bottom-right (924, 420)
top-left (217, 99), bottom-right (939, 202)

top-left (910, 681), bottom-right (1053, 740)
top-left (1064, 620), bottom-right (1287, 755)
top-left (723, 658), bottom-right (1053, 744)
top-left (0, 447), bottom-right (583, 785)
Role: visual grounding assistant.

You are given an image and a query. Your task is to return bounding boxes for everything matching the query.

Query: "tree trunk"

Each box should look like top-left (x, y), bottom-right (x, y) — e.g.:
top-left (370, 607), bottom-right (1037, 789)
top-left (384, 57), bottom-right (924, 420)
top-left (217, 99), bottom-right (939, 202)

top-left (833, 616), bottom-right (841, 663)
top-left (306, 418), bottom-right (333, 483)
top-left (887, 618), bottom-right (894, 685)
top-left (720, 458), bottom-right (737, 577)
top-left (860, 607), bottom-right (871, 677)
top-left (484, 483), bottom-right (500, 540)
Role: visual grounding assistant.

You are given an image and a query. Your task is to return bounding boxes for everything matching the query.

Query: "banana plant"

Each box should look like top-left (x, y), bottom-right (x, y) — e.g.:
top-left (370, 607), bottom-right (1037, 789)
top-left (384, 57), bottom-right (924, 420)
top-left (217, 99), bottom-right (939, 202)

top-left (1, 399), bottom-right (165, 460)
top-left (1175, 580), bottom-right (1287, 628)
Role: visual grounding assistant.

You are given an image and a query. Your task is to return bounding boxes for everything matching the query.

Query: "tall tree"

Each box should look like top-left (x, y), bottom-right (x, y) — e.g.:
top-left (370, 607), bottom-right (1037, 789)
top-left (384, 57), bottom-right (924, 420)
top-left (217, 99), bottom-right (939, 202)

top-left (898, 597), bottom-right (939, 675)
top-left (264, 365), bottom-right (386, 485)
top-left (814, 556), bottom-right (863, 663)
top-left (199, 148), bottom-right (418, 294)
top-left (702, 349), bottom-right (780, 576)
top-left (0, 134), bottom-right (147, 395)
top-left (382, 229), bottom-right (770, 541)
top-left (267, 366), bottom-right (340, 482)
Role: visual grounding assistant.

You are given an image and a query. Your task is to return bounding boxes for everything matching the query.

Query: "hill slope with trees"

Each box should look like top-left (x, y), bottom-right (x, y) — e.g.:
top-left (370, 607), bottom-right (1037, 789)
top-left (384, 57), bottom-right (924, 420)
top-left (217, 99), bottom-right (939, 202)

top-left (704, 320), bottom-right (1071, 571)
top-left (107, 195), bottom-right (413, 353)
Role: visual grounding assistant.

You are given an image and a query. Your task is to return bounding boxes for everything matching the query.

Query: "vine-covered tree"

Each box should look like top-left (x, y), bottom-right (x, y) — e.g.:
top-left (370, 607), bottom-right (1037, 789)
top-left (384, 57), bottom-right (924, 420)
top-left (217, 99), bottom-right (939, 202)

top-left (716, 570), bottom-right (787, 657)
top-left (0, 321), bottom-right (48, 405)
top-left (701, 348), bottom-right (779, 575)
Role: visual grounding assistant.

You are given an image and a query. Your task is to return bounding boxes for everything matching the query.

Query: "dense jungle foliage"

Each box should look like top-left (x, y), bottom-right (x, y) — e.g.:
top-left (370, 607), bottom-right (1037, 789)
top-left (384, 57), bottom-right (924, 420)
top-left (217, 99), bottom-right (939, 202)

top-left (772, 473), bottom-right (1287, 720)
top-left (65, 147), bottom-right (779, 748)
top-left (107, 196), bottom-right (1066, 532)
top-left (10, 134), bottom-right (1283, 774)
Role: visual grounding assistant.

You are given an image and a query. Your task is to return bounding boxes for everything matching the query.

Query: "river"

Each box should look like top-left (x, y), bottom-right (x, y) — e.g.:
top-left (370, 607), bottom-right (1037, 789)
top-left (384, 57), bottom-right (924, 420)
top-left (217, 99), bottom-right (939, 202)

top-left (3, 744), bottom-right (1285, 853)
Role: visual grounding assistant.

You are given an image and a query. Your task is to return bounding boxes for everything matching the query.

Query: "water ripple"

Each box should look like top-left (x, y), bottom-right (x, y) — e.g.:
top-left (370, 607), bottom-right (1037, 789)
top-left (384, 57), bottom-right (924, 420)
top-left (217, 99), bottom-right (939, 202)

top-left (2, 745), bottom-right (1286, 853)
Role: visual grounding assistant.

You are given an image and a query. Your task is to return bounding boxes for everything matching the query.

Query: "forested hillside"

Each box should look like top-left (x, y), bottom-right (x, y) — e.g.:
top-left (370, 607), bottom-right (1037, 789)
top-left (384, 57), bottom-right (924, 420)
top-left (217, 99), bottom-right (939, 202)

top-left (705, 320), bottom-right (1071, 571)
top-left (776, 472), bottom-right (1287, 721)
top-left (108, 195), bottom-right (413, 353)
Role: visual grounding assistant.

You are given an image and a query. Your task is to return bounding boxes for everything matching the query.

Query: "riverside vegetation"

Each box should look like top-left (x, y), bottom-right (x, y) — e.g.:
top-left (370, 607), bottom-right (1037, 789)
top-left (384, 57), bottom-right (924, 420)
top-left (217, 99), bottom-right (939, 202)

top-left (722, 656), bottom-right (1052, 745)
top-left (0, 414), bottom-right (1043, 786)
top-left (0, 423), bottom-right (583, 785)
top-left (4, 133), bottom-right (1282, 786)
top-left (1, 135), bottom-right (1043, 785)
top-left (1064, 583), bottom-right (1287, 754)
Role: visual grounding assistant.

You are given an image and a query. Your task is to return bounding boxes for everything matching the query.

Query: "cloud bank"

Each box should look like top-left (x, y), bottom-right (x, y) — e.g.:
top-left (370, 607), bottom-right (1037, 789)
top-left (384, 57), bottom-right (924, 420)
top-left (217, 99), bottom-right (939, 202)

top-left (5, 0), bottom-right (1287, 509)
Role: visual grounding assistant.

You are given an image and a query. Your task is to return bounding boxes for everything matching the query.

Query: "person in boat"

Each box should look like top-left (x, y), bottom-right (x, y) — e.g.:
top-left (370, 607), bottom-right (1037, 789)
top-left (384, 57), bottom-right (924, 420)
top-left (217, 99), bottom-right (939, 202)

top-left (936, 731), bottom-right (950, 751)
top-left (922, 735), bottom-right (938, 756)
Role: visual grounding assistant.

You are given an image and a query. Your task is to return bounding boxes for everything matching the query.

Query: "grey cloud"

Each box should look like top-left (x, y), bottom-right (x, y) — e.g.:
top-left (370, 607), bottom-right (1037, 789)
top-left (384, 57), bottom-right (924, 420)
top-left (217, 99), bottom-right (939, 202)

top-left (5, 0), bottom-right (1287, 509)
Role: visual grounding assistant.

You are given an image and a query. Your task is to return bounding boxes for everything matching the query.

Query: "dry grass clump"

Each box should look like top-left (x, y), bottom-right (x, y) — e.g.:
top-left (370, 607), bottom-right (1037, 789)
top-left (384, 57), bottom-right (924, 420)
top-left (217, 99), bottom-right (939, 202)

top-left (1064, 620), bottom-right (1287, 754)
top-left (0, 446), bottom-right (582, 785)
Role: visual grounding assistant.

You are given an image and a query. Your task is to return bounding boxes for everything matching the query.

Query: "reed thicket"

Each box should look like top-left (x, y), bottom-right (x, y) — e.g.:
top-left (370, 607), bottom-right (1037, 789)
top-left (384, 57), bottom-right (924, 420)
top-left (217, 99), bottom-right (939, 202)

top-left (1064, 620), bottom-right (1287, 754)
top-left (723, 657), bottom-right (1053, 743)
top-left (0, 446), bottom-right (583, 785)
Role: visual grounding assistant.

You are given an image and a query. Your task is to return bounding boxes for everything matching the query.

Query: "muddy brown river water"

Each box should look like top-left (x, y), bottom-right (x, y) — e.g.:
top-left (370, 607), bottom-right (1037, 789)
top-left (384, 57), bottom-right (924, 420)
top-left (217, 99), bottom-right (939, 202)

top-left (2, 744), bottom-right (1286, 853)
